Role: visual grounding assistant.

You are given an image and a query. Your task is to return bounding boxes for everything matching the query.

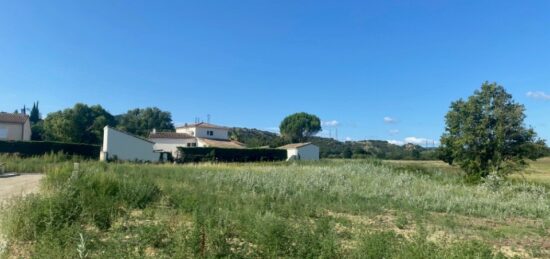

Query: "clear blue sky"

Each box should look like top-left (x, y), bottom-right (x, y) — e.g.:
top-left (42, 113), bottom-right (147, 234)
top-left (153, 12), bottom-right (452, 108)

top-left (1, 1), bottom-right (549, 144)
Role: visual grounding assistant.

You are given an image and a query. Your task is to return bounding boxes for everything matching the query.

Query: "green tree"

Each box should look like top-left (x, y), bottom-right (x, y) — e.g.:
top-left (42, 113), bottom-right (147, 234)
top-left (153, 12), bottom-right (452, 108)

top-left (31, 121), bottom-right (45, 141)
top-left (411, 149), bottom-right (421, 160)
top-left (279, 112), bottom-right (322, 142)
top-left (440, 82), bottom-right (538, 179)
top-left (116, 107), bottom-right (175, 137)
top-left (342, 147), bottom-right (353, 159)
top-left (43, 103), bottom-right (116, 144)
top-left (29, 101), bottom-right (41, 124)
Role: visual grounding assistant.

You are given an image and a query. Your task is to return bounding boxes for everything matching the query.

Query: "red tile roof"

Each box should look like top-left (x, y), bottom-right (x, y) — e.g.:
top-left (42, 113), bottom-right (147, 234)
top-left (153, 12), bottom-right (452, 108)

top-left (0, 113), bottom-right (29, 124)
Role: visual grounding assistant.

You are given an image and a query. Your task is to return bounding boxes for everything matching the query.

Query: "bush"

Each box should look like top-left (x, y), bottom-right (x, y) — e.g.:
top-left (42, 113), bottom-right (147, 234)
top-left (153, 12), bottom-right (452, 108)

top-left (354, 231), bottom-right (504, 258)
top-left (177, 147), bottom-right (287, 163)
top-left (2, 190), bottom-right (82, 241)
top-left (0, 140), bottom-right (100, 159)
top-left (2, 169), bottom-right (161, 241)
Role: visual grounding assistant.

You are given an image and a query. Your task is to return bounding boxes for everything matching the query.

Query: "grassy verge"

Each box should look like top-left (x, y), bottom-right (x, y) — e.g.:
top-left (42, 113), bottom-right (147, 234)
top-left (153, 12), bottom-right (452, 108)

top-left (2, 158), bottom-right (549, 258)
top-left (0, 152), bottom-right (84, 174)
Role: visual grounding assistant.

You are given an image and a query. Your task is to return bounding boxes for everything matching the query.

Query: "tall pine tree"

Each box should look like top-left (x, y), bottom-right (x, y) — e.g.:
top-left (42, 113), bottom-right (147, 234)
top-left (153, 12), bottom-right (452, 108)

top-left (29, 101), bottom-right (41, 124)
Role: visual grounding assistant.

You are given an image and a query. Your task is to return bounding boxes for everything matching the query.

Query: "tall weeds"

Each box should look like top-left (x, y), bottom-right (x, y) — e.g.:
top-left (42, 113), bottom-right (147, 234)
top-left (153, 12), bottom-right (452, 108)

top-left (2, 158), bottom-right (548, 257)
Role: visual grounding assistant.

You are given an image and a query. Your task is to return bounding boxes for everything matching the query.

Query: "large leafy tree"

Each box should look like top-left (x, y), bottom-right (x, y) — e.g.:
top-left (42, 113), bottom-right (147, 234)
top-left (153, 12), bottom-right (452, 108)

top-left (43, 103), bottom-right (116, 144)
top-left (440, 82), bottom-right (538, 179)
top-left (116, 107), bottom-right (174, 137)
top-left (279, 112), bottom-right (322, 142)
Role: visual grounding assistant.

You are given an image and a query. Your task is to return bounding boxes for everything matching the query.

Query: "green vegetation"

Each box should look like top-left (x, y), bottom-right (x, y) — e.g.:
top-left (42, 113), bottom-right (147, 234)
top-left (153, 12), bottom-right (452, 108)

top-left (116, 107), bottom-right (175, 138)
top-left (440, 82), bottom-right (544, 179)
top-left (43, 103), bottom-right (116, 144)
top-left (510, 157), bottom-right (550, 186)
top-left (230, 127), bottom-right (438, 160)
top-left (29, 101), bottom-right (41, 125)
top-left (177, 147), bottom-right (287, 163)
top-left (229, 127), bottom-right (286, 148)
top-left (2, 156), bottom-right (550, 258)
top-left (24, 102), bottom-right (174, 144)
top-left (279, 112), bottom-right (322, 142)
top-left (29, 101), bottom-right (45, 141)
top-left (0, 141), bottom-right (100, 159)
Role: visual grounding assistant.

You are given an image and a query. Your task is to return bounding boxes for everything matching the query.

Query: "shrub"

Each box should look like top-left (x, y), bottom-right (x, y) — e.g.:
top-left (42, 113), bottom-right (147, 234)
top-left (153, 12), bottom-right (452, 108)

top-left (354, 231), bottom-right (504, 258)
top-left (2, 190), bottom-right (82, 241)
top-left (0, 140), bottom-right (100, 159)
top-left (177, 147), bottom-right (287, 163)
top-left (2, 169), bottom-right (161, 241)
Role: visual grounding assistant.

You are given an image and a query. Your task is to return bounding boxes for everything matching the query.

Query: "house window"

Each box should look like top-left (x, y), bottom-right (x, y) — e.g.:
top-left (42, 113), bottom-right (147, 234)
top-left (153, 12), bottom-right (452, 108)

top-left (207, 130), bottom-right (214, 136)
top-left (186, 143), bottom-right (197, 147)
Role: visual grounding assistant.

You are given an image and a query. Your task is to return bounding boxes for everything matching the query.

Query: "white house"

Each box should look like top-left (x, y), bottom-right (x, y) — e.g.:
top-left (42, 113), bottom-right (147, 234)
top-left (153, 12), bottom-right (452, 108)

top-left (278, 143), bottom-right (320, 161)
top-left (149, 131), bottom-right (198, 157)
top-left (149, 123), bottom-right (245, 157)
top-left (0, 113), bottom-right (31, 141)
top-left (100, 126), bottom-right (159, 162)
top-left (176, 122), bottom-right (231, 140)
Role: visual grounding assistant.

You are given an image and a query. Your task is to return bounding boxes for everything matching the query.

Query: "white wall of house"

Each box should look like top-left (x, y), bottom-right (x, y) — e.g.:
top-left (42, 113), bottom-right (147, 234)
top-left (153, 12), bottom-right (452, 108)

top-left (196, 138), bottom-right (208, 147)
top-left (150, 138), bottom-right (197, 156)
top-left (286, 148), bottom-right (299, 158)
top-left (287, 145), bottom-right (320, 161)
top-left (100, 126), bottom-right (159, 162)
top-left (177, 127), bottom-right (229, 140)
top-left (0, 120), bottom-right (31, 141)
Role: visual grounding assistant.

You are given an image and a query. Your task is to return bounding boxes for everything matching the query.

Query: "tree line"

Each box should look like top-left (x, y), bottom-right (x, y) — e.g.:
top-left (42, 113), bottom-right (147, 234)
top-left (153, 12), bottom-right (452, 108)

top-left (27, 103), bottom-right (174, 145)
top-left (10, 81), bottom-right (550, 180)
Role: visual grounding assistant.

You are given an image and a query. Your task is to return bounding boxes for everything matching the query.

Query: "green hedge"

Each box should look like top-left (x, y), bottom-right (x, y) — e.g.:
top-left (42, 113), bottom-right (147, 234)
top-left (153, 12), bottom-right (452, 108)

top-left (177, 147), bottom-right (287, 163)
top-left (0, 140), bottom-right (100, 159)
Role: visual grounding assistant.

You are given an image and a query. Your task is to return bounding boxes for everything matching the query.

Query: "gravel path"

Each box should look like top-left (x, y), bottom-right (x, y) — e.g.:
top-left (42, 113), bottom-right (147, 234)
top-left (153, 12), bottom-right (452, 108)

top-left (0, 174), bottom-right (43, 204)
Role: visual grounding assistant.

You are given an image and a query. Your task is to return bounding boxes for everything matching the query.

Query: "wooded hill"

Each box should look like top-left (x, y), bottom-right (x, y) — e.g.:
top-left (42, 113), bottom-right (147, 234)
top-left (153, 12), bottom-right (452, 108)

top-left (229, 127), bottom-right (438, 160)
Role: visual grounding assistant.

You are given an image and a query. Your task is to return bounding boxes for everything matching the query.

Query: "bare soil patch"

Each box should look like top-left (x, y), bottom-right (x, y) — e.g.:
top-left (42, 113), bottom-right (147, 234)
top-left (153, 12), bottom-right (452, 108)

top-left (0, 174), bottom-right (43, 204)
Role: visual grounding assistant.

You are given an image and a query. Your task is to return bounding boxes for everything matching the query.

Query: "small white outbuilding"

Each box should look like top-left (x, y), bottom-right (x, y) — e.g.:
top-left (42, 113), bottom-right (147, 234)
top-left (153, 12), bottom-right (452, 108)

top-left (100, 126), bottom-right (159, 162)
top-left (278, 143), bottom-right (320, 161)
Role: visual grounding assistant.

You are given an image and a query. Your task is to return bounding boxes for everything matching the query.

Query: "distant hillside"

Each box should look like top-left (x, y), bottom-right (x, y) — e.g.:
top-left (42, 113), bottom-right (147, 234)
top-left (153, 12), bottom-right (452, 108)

top-left (229, 128), bottom-right (286, 148)
top-left (229, 127), bottom-right (438, 160)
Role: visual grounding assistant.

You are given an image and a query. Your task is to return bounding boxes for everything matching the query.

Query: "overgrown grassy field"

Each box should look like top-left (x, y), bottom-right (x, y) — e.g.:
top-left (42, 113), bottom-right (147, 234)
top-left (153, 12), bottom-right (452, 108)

top-left (1, 155), bottom-right (550, 258)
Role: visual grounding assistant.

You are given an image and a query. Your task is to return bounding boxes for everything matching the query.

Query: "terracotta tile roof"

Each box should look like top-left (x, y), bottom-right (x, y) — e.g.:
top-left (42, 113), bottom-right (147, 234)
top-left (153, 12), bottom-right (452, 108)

top-left (149, 132), bottom-right (195, 139)
top-left (278, 142), bottom-right (313, 149)
top-left (0, 113), bottom-right (29, 124)
top-left (176, 122), bottom-right (229, 129)
top-left (198, 138), bottom-right (246, 149)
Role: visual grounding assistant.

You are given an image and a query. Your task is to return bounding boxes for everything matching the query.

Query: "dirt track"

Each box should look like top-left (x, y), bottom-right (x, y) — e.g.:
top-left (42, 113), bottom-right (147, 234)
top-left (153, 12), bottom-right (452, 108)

top-left (0, 174), bottom-right (43, 203)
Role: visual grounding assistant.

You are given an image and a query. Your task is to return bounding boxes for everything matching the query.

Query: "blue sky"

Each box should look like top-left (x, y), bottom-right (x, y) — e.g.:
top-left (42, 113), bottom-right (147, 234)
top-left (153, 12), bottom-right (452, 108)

top-left (1, 1), bottom-right (549, 145)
